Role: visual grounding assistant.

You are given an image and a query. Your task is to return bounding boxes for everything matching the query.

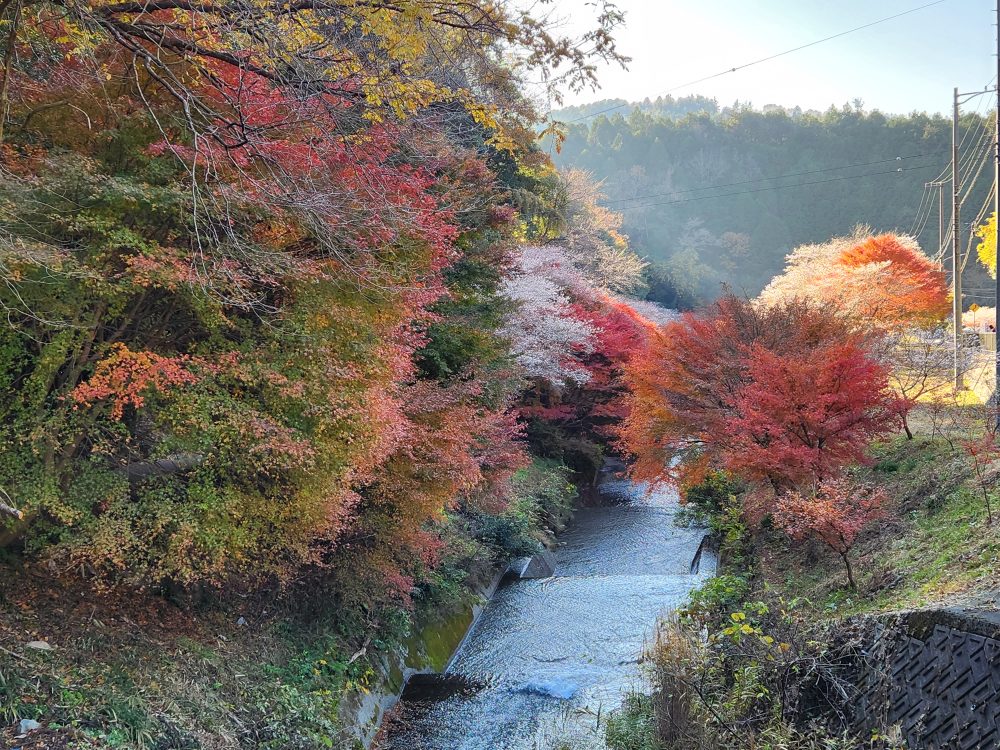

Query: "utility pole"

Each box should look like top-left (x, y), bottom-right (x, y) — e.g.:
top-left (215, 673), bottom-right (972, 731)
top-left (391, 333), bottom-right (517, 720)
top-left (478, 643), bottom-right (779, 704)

top-left (949, 82), bottom-right (997, 393)
top-left (994, 0), bottom-right (1000, 426)
top-left (954, 86), bottom-right (964, 391)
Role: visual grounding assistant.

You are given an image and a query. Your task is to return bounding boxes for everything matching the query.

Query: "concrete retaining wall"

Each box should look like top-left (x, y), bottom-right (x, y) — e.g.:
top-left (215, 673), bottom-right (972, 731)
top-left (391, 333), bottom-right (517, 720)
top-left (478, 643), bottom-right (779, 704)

top-left (851, 608), bottom-right (1000, 749)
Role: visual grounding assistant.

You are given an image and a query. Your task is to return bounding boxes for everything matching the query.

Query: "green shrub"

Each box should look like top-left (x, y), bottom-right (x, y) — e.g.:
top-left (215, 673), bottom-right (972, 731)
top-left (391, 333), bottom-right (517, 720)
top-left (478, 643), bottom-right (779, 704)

top-left (525, 419), bottom-right (605, 482)
top-left (466, 459), bottom-right (576, 557)
top-left (681, 574), bottom-right (752, 627)
top-left (683, 471), bottom-right (743, 518)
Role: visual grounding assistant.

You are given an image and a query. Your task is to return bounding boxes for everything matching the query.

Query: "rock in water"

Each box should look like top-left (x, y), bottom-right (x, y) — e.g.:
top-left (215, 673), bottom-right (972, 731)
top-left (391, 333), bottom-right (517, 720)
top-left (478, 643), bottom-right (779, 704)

top-left (519, 679), bottom-right (577, 700)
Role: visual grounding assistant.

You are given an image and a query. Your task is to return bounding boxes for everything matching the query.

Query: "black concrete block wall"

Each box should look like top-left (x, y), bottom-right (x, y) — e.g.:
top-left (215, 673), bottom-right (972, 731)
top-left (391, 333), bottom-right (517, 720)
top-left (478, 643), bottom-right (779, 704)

top-left (851, 610), bottom-right (1000, 750)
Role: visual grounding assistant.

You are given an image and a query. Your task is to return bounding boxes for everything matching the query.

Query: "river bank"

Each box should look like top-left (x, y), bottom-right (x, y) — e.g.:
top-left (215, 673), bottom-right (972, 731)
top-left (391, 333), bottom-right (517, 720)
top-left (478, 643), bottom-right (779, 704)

top-left (0, 466), bottom-right (709, 750)
top-left (0, 459), bottom-right (580, 750)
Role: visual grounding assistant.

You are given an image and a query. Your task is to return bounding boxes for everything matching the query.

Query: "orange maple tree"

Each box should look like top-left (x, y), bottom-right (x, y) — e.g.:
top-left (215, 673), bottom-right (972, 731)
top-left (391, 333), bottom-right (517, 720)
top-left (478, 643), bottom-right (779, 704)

top-left (759, 231), bottom-right (949, 331)
top-left (837, 233), bottom-right (950, 327)
top-left (727, 341), bottom-right (899, 490)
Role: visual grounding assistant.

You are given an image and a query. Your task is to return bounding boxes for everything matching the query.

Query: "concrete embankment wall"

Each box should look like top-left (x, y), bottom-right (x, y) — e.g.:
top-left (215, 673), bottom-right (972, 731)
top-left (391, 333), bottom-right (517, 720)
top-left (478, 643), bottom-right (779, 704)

top-left (850, 607), bottom-right (1000, 749)
top-left (339, 549), bottom-right (557, 747)
top-left (337, 567), bottom-right (507, 748)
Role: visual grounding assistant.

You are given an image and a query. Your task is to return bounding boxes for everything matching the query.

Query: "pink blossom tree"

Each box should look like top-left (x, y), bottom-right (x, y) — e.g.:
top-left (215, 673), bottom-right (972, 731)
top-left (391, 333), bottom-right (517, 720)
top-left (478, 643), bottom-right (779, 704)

top-left (500, 246), bottom-right (596, 385)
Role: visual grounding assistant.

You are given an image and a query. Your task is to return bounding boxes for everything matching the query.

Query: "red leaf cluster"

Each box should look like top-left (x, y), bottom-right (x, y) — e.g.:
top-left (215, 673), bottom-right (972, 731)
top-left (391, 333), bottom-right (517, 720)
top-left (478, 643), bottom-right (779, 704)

top-left (621, 296), bottom-right (901, 497)
top-left (775, 478), bottom-right (887, 556)
top-left (727, 341), bottom-right (898, 487)
top-left (71, 344), bottom-right (200, 419)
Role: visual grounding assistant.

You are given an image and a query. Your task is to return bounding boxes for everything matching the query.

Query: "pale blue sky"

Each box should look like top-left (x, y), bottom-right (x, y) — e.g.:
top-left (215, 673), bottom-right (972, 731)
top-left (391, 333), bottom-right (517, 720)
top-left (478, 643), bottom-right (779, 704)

top-left (548, 0), bottom-right (996, 115)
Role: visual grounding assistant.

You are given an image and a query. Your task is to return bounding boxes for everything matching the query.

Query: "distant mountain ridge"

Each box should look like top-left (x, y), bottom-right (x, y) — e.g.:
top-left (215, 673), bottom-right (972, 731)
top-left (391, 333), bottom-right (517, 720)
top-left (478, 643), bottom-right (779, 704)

top-left (550, 95), bottom-right (720, 123)
top-left (549, 95), bottom-right (886, 126)
top-left (547, 100), bottom-right (994, 305)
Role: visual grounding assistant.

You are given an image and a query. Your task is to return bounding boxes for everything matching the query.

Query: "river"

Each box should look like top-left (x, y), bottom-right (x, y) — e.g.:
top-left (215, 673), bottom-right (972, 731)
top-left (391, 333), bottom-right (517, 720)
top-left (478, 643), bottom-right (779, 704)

top-left (381, 472), bottom-right (715, 750)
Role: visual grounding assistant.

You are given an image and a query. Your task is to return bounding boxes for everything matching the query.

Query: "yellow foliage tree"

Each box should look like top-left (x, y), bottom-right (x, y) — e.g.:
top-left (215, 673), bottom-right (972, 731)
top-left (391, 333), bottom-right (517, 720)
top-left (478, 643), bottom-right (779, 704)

top-left (976, 212), bottom-right (997, 279)
top-left (1, 0), bottom-right (628, 150)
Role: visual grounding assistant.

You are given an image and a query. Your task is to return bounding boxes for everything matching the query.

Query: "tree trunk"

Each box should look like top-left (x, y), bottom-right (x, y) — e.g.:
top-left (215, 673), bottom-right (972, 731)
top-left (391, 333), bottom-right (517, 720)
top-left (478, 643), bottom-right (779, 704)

top-left (0, 498), bottom-right (22, 520)
top-left (122, 454), bottom-right (204, 482)
top-left (0, 0), bottom-right (22, 144)
top-left (840, 551), bottom-right (857, 590)
top-left (902, 415), bottom-right (913, 440)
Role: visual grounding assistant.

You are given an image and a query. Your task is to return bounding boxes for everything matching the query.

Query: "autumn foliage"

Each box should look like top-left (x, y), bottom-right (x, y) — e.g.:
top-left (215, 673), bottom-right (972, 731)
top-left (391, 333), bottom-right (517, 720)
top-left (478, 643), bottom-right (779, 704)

top-left (976, 212), bottom-right (997, 279)
top-left (775, 478), bottom-right (888, 588)
top-left (0, 0), bottom-right (645, 625)
top-left (508, 244), bottom-right (660, 478)
top-left (621, 296), bottom-right (901, 512)
top-left (759, 230), bottom-right (949, 330)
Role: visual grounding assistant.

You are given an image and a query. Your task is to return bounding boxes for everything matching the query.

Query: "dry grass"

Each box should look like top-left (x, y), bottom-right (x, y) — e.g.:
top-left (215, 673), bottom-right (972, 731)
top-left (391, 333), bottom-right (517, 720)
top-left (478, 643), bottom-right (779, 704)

top-left (646, 618), bottom-right (712, 750)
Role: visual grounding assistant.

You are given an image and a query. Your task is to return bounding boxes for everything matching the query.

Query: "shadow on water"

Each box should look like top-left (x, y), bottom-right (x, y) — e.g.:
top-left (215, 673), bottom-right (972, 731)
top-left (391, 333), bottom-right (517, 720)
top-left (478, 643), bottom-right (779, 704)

top-left (383, 473), bottom-right (715, 750)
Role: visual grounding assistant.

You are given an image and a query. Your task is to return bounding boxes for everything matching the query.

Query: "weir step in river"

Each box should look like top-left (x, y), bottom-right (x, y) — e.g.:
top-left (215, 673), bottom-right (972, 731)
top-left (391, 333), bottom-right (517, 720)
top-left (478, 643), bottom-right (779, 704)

top-left (382, 475), bottom-right (715, 749)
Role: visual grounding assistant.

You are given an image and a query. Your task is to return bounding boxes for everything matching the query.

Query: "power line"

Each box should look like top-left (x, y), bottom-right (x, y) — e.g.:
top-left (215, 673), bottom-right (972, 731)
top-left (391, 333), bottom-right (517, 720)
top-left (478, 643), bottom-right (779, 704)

top-left (924, 77), bottom-right (997, 256)
top-left (559, 0), bottom-right (948, 124)
top-left (958, 114), bottom-right (994, 184)
top-left (960, 133), bottom-right (994, 207)
top-left (910, 168), bottom-right (947, 237)
top-left (935, 226), bottom-right (953, 263)
top-left (606, 153), bottom-right (943, 206)
top-left (912, 187), bottom-right (937, 238)
top-left (909, 182), bottom-right (933, 235)
top-left (616, 164), bottom-right (938, 211)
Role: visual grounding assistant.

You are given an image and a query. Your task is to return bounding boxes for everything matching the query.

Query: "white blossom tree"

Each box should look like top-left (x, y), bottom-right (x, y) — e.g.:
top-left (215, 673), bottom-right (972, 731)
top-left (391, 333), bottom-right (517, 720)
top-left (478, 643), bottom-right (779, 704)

top-left (500, 246), bottom-right (596, 385)
top-left (553, 170), bottom-right (647, 294)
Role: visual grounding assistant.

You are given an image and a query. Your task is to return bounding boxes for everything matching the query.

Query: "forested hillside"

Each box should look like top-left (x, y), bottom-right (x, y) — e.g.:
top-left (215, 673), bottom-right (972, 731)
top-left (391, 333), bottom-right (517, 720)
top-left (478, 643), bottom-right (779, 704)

top-left (0, 2), bottom-right (670, 746)
top-left (549, 102), bottom-right (995, 305)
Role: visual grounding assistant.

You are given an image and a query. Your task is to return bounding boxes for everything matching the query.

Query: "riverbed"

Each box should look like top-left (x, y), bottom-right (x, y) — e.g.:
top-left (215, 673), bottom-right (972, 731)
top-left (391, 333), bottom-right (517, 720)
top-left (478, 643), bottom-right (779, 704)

top-left (382, 474), bottom-right (715, 749)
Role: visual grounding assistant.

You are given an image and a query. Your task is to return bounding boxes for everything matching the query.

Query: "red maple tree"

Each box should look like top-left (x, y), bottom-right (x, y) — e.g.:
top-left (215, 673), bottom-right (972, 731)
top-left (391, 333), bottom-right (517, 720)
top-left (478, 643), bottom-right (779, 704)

top-left (725, 340), bottom-right (899, 491)
top-left (620, 296), bottom-right (901, 505)
top-left (775, 478), bottom-right (888, 589)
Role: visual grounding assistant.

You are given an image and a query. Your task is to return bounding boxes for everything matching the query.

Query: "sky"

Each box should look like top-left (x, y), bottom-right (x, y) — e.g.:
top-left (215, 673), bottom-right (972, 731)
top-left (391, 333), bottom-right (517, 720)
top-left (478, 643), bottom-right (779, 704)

top-left (543, 0), bottom-right (997, 116)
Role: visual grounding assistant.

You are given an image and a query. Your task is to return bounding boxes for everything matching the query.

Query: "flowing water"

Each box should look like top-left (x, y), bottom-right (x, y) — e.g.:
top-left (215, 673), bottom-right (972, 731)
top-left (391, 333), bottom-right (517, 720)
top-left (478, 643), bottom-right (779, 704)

top-left (384, 474), bottom-right (715, 750)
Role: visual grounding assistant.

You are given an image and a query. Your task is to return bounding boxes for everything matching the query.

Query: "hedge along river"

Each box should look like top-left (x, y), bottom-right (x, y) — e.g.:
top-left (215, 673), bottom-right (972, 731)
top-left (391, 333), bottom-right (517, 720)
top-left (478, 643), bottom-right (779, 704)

top-left (380, 467), bottom-right (716, 749)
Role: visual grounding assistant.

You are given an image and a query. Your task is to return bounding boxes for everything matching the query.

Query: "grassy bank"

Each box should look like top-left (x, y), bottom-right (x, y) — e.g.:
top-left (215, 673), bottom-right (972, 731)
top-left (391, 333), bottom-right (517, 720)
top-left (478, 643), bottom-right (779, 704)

top-left (0, 585), bottom-right (358, 750)
top-left (761, 435), bottom-right (1000, 615)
